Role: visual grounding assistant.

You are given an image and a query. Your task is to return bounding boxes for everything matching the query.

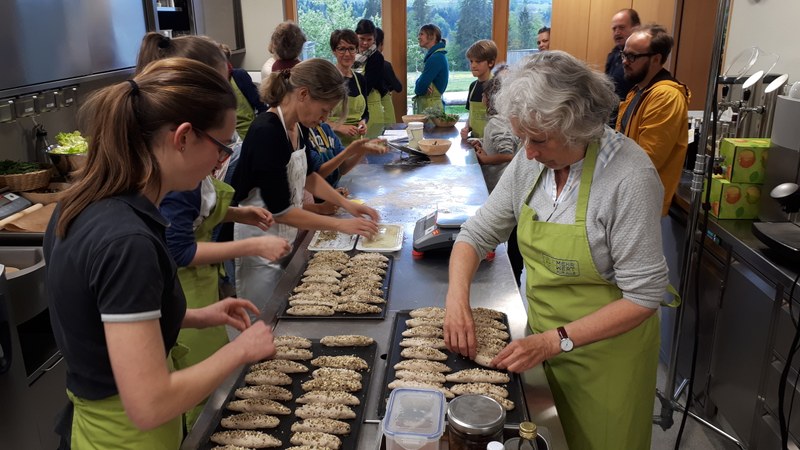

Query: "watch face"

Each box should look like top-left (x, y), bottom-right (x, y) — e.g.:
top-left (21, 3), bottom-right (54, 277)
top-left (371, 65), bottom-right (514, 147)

top-left (560, 338), bottom-right (574, 352)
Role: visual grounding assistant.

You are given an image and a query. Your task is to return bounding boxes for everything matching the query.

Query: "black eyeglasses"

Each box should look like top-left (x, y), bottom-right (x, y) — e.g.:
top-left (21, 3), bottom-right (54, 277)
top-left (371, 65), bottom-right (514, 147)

top-left (335, 46), bottom-right (357, 54)
top-left (195, 128), bottom-right (235, 163)
top-left (620, 51), bottom-right (656, 63)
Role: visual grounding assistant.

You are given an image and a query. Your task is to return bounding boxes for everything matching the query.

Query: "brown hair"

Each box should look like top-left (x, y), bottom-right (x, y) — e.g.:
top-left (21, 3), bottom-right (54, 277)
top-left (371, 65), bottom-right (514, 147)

top-left (271, 21), bottom-right (306, 60)
top-left (420, 24), bottom-right (443, 43)
top-left (465, 39), bottom-right (498, 67)
top-left (135, 32), bottom-right (226, 74)
top-left (634, 24), bottom-right (674, 62)
top-left (329, 29), bottom-right (358, 51)
top-left (260, 58), bottom-right (348, 110)
top-left (56, 58), bottom-right (236, 237)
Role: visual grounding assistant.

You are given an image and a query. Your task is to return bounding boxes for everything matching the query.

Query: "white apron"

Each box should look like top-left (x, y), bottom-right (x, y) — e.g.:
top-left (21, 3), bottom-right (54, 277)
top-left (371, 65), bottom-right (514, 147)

top-left (234, 106), bottom-right (307, 309)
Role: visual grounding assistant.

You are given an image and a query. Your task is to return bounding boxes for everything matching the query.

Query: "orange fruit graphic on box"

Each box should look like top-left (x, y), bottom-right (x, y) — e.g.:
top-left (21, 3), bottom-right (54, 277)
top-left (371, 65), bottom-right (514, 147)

top-left (745, 186), bottom-right (761, 204)
top-left (724, 186), bottom-right (741, 204)
top-left (739, 150), bottom-right (756, 168)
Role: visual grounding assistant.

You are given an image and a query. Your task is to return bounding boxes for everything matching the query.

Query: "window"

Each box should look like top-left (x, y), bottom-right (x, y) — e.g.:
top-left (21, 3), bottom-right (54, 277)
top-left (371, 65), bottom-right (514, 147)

top-left (297, 0), bottom-right (382, 62)
top-left (506, 0), bottom-right (551, 65)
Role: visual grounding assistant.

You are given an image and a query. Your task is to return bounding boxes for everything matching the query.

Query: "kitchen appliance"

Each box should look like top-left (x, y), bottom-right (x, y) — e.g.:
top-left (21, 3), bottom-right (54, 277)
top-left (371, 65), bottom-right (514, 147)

top-left (412, 209), bottom-right (468, 256)
top-left (753, 93), bottom-right (800, 259)
top-left (0, 248), bottom-right (66, 449)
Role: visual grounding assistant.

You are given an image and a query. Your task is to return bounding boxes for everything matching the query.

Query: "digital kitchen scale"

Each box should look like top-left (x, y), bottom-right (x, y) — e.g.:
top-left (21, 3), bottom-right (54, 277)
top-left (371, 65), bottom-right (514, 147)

top-left (412, 209), bottom-right (466, 256)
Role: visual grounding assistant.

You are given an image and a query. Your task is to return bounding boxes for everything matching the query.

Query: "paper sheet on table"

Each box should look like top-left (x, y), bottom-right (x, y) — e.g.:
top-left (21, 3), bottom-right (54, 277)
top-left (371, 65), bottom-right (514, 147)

top-left (381, 130), bottom-right (408, 140)
top-left (2, 203), bottom-right (56, 232)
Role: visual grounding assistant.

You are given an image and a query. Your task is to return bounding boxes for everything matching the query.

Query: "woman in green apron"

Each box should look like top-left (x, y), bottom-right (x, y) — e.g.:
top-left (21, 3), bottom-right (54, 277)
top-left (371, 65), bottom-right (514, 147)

top-left (45, 59), bottom-right (278, 449)
top-left (460, 39), bottom-right (497, 139)
top-left (443, 51), bottom-right (671, 450)
top-left (327, 29), bottom-right (369, 146)
top-left (355, 19), bottom-right (386, 125)
top-left (375, 27), bottom-right (403, 124)
top-left (413, 24), bottom-right (449, 114)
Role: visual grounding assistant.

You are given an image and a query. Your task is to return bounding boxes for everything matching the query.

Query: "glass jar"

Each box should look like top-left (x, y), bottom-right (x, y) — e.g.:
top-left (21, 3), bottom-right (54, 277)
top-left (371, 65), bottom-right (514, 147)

top-left (447, 394), bottom-right (506, 450)
top-left (504, 422), bottom-right (545, 450)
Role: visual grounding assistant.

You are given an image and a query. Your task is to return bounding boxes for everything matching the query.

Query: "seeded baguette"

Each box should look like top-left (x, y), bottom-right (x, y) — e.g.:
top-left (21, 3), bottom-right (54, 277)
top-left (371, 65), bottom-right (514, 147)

top-left (289, 298), bottom-right (339, 308)
top-left (409, 306), bottom-right (445, 319)
top-left (320, 335), bottom-right (375, 347)
top-left (340, 266), bottom-right (385, 276)
top-left (250, 359), bottom-right (308, 374)
top-left (291, 418), bottom-right (351, 435)
top-left (387, 379), bottom-right (454, 398)
top-left (274, 347), bottom-right (314, 361)
top-left (472, 307), bottom-right (505, 320)
top-left (285, 446), bottom-right (335, 450)
top-left (301, 377), bottom-right (362, 392)
top-left (227, 398), bottom-right (292, 415)
top-left (338, 294), bottom-right (385, 305)
top-left (340, 287), bottom-right (384, 297)
top-left (209, 430), bottom-right (281, 448)
top-left (401, 325), bottom-right (444, 338)
top-left (393, 359), bottom-right (452, 373)
top-left (220, 413), bottom-right (280, 429)
top-left (306, 261), bottom-right (346, 272)
top-left (450, 382), bottom-right (509, 398)
top-left (405, 317), bottom-right (444, 328)
top-left (484, 393), bottom-right (516, 411)
top-left (235, 385), bottom-right (293, 400)
top-left (290, 431), bottom-right (342, 449)
top-left (311, 355), bottom-right (369, 370)
top-left (399, 337), bottom-right (446, 349)
top-left (445, 368), bottom-right (511, 384)
top-left (294, 403), bottom-right (356, 420)
top-left (312, 367), bottom-right (362, 380)
top-left (334, 302), bottom-right (382, 314)
top-left (400, 346), bottom-right (448, 361)
top-left (244, 369), bottom-right (293, 386)
top-left (475, 326), bottom-right (510, 341)
top-left (303, 268), bottom-right (342, 278)
top-left (286, 305), bottom-right (336, 316)
top-left (295, 390), bottom-right (360, 406)
top-left (351, 252), bottom-right (389, 262)
top-left (211, 445), bottom-right (255, 450)
top-left (395, 369), bottom-right (446, 384)
top-left (473, 316), bottom-right (507, 330)
top-left (272, 335), bottom-right (312, 349)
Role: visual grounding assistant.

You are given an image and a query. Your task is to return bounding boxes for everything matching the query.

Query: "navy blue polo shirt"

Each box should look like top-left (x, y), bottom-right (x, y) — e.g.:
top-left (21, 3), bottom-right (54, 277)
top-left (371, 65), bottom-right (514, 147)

top-left (44, 193), bottom-right (187, 400)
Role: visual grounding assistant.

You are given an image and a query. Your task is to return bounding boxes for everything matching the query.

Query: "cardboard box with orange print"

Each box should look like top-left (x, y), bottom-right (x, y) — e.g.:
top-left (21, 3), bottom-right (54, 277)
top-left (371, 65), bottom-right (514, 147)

top-left (704, 178), bottom-right (762, 219)
top-left (719, 138), bottom-right (770, 184)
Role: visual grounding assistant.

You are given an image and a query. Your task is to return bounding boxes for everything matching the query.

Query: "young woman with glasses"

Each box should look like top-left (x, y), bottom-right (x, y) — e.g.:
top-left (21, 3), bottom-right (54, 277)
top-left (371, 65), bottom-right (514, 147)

top-left (326, 29), bottom-right (370, 145)
top-left (136, 32), bottom-right (291, 429)
top-left (44, 58), bottom-right (278, 449)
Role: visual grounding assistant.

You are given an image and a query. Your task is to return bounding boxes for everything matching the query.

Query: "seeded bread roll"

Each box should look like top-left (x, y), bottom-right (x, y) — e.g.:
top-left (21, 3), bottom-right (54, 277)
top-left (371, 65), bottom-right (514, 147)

top-left (473, 353), bottom-right (497, 368)
top-left (405, 317), bottom-right (444, 328)
top-left (235, 385), bottom-right (293, 401)
top-left (289, 298), bottom-right (339, 308)
top-left (312, 367), bottom-right (362, 380)
top-left (387, 379), bottom-right (454, 398)
top-left (333, 302), bottom-right (382, 314)
top-left (290, 431), bottom-right (342, 449)
top-left (227, 398), bottom-right (292, 415)
top-left (473, 316), bottom-right (507, 330)
top-left (303, 268), bottom-right (342, 278)
top-left (320, 335), bottom-right (375, 347)
top-left (293, 284), bottom-right (340, 294)
top-left (285, 446), bottom-right (334, 450)
top-left (301, 377), bottom-right (362, 392)
top-left (211, 445), bottom-right (255, 450)
top-left (399, 337), bottom-right (446, 349)
top-left (472, 307), bottom-right (505, 320)
top-left (339, 278), bottom-right (382, 290)
top-left (295, 390), bottom-right (360, 406)
top-left (445, 368), bottom-right (510, 384)
top-left (340, 266), bottom-right (385, 276)
top-left (294, 403), bottom-right (356, 420)
top-left (484, 393), bottom-right (516, 411)
top-left (274, 346), bottom-right (314, 361)
top-left (340, 287), bottom-right (384, 297)
top-left (209, 430), bottom-right (281, 448)
top-left (338, 294), bottom-right (386, 305)
top-left (311, 250), bottom-right (350, 262)
top-left (306, 261), bottom-right (346, 272)
top-left (393, 359), bottom-right (452, 373)
top-left (273, 335), bottom-right (312, 349)
top-left (449, 382), bottom-right (509, 398)
top-left (394, 369), bottom-right (447, 384)
top-left (311, 355), bottom-right (369, 370)
top-left (286, 305), bottom-right (336, 316)
top-left (341, 272), bottom-right (382, 282)
top-left (409, 306), bottom-right (445, 319)
top-left (401, 325), bottom-right (444, 338)
top-left (475, 326), bottom-right (510, 341)
top-left (291, 418), bottom-right (351, 435)
top-left (220, 413), bottom-right (280, 429)
top-left (244, 369), bottom-right (293, 386)
top-left (400, 346), bottom-right (448, 361)
top-left (249, 359), bottom-right (308, 373)
top-left (301, 275), bottom-right (341, 285)
top-left (351, 252), bottom-right (389, 262)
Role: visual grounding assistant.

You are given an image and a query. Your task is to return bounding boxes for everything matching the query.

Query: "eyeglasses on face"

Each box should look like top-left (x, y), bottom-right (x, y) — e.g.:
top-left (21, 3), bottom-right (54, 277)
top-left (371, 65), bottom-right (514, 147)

top-left (620, 51), bottom-right (656, 63)
top-left (194, 128), bottom-right (235, 163)
top-left (335, 46), bottom-right (357, 54)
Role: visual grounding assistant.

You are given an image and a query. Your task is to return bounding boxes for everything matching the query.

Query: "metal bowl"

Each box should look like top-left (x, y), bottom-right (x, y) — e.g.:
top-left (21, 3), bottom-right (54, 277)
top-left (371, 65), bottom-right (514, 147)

top-left (47, 147), bottom-right (87, 178)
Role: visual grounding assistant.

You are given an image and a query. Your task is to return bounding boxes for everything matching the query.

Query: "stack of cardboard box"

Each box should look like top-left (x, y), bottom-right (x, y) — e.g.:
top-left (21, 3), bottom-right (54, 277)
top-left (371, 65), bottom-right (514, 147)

top-left (705, 138), bottom-right (770, 219)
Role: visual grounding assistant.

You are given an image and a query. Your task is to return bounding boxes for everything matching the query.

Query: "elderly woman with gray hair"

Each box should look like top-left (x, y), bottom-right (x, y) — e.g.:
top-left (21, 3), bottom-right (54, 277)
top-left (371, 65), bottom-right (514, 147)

top-left (443, 51), bottom-right (668, 450)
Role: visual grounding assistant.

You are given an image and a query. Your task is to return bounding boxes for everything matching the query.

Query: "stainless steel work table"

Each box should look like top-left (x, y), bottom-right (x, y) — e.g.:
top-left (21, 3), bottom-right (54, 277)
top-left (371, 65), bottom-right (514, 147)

top-left (183, 125), bottom-right (567, 450)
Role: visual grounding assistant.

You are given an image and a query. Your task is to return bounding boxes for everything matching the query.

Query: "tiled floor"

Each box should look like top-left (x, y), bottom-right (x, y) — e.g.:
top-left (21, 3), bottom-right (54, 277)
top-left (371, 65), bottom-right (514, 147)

top-left (651, 363), bottom-right (743, 450)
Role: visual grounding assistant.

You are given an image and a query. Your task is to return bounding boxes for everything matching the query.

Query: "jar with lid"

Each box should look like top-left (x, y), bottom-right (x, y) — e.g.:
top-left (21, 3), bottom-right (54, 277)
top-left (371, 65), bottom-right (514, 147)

top-left (503, 422), bottom-right (541, 450)
top-left (447, 394), bottom-right (506, 450)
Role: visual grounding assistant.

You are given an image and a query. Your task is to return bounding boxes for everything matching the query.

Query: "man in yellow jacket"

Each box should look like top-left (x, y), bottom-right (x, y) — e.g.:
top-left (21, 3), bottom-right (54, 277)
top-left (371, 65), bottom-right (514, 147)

top-left (617, 24), bottom-right (690, 216)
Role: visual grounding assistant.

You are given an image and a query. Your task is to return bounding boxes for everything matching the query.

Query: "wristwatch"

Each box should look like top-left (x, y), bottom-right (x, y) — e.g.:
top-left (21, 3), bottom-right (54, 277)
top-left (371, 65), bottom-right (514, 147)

top-left (557, 326), bottom-right (574, 352)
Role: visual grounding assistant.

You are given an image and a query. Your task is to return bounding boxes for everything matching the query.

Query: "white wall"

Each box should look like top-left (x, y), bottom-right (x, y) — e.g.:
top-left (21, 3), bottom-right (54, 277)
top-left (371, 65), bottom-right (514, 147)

top-left (240, 0), bottom-right (286, 71)
top-left (727, 0), bottom-right (800, 84)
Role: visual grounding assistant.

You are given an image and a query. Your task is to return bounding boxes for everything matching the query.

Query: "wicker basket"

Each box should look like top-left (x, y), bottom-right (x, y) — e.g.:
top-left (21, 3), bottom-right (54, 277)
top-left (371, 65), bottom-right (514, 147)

top-left (431, 117), bottom-right (458, 128)
top-left (0, 169), bottom-right (52, 192)
top-left (20, 182), bottom-right (70, 204)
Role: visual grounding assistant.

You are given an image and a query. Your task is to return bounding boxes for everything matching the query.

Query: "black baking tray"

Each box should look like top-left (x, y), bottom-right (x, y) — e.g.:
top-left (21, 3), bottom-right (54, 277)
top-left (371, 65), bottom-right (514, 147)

top-left (277, 254), bottom-right (393, 320)
top-left (199, 339), bottom-right (377, 450)
top-left (378, 311), bottom-right (529, 424)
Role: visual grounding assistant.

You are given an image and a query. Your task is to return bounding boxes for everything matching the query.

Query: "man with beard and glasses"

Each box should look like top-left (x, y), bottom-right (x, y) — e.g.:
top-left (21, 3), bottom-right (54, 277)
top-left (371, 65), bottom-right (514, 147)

top-left (616, 24), bottom-right (690, 217)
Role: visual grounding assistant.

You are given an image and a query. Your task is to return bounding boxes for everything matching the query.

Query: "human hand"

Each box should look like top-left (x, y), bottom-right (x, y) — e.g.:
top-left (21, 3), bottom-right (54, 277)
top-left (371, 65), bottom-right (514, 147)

top-left (342, 202), bottom-right (380, 223)
top-left (474, 147), bottom-right (488, 164)
top-left (354, 138), bottom-right (388, 155)
top-left (315, 201), bottom-right (340, 216)
top-left (357, 121), bottom-right (367, 135)
top-left (427, 86), bottom-right (434, 95)
top-left (194, 298), bottom-right (260, 331)
top-left (231, 320), bottom-right (276, 364)
top-left (460, 127), bottom-right (470, 139)
top-left (336, 187), bottom-right (350, 197)
top-left (443, 299), bottom-right (477, 358)
top-left (236, 206), bottom-right (274, 230)
top-left (338, 124), bottom-right (359, 137)
top-left (490, 331), bottom-right (560, 373)
top-left (250, 235), bottom-right (291, 260)
top-left (337, 217), bottom-right (379, 238)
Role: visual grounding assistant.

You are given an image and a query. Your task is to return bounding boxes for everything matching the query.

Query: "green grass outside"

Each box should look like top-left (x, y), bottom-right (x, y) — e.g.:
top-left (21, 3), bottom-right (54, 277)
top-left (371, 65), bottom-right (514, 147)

top-left (405, 70), bottom-right (473, 117)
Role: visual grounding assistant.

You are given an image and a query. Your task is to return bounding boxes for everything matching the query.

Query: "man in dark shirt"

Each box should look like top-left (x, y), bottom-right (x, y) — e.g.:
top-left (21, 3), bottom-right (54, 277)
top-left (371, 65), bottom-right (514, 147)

top-left (606, 8), bottom-right (640, 125)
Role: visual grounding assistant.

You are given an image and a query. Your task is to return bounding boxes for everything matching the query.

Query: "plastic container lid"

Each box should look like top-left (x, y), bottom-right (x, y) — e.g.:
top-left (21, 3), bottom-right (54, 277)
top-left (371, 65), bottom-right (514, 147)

top-left (487, 442), bottom-right (505, 450)
top-left (383, 388), bottom-right (446, 448)
top-left (407, 121), bottom-right (425, 129)
top-left (447, 394), bottom-right (506, 435)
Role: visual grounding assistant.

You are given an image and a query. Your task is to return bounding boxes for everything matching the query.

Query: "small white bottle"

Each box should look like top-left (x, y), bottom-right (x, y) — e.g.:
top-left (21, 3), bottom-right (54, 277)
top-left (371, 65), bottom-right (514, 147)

top-left (487, 441), bottom-right (506, 450)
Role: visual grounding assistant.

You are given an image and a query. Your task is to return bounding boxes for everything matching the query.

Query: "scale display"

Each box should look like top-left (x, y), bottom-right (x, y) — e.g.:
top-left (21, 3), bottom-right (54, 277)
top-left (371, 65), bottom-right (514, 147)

top-left (412, 209), bottom-right (473, 255)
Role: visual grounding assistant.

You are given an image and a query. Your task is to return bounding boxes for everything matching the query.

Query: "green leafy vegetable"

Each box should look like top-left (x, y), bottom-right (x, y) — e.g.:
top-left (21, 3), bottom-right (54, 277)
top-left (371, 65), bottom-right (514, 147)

top-left (51, 131), bottom-right (88, 154)
top-left (423, 107), bottom-right (459, 122)
top-left (0, 160), bottom-right (44, 175)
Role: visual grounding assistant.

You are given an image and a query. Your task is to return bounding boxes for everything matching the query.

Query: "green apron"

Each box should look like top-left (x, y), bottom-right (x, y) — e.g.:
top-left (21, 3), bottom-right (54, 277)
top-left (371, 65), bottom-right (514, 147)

top-left (517, 142), bottom-right (659, 450)
top-left (329, 74), bottom-right (367, 146)
top-left (413, 48), bottom-right (447, 114)
top-left (67, 350), bottom-right (184, 450)
top-left (231, 78), bottom-right (255, 139)
top-left (381, 93), bottom-right (396, 124)
top-left (467, 79), bottom-right (489, 138)
top-left (173, 177), bottom-right (234, 429)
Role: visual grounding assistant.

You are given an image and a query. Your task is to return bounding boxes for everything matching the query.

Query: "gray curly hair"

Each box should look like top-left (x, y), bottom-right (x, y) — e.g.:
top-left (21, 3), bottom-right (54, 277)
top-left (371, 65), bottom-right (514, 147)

top-left (495, 50), bottom-right (618, 147)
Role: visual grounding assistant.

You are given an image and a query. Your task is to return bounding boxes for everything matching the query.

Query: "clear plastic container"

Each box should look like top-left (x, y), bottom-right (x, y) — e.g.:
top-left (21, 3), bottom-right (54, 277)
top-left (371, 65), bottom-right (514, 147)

top-left (382, 388), bottom-right (446, 450)
top-left (407, 122), bottom-right (425, 148)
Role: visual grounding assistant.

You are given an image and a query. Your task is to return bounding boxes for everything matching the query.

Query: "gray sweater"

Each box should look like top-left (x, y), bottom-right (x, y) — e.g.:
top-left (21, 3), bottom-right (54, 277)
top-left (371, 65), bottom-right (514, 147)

top-left (480, 115), bottom-right (520, 193)
top-left (456, 127), bottom-right (668, 309)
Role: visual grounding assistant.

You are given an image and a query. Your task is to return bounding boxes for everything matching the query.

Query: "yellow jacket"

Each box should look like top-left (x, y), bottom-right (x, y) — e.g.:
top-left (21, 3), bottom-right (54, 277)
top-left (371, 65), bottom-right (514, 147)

top-left (617, 69), bottom-right (691, 216)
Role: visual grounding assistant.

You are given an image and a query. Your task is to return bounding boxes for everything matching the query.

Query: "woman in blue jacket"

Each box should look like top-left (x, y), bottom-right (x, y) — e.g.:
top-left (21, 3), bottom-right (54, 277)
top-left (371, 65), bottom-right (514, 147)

top-left (413, 24), bottom-right (449, 113)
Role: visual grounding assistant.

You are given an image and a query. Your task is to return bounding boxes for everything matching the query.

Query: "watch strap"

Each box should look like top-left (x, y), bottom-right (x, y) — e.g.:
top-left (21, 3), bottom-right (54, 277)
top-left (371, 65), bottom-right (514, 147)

top-left (557, 326), bottom-right (568, 340)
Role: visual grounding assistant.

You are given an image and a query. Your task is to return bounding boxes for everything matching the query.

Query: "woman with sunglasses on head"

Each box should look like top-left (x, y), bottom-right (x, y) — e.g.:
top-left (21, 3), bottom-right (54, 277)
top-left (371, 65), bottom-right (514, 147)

top-left (231, 58), bottom-right (380, 309)
top-left (136, 33), bottom-right (291, 430)
top-left (44, 58), bottom-right (277, 449)
top-left (326, 29), bottom-right (370, 145)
